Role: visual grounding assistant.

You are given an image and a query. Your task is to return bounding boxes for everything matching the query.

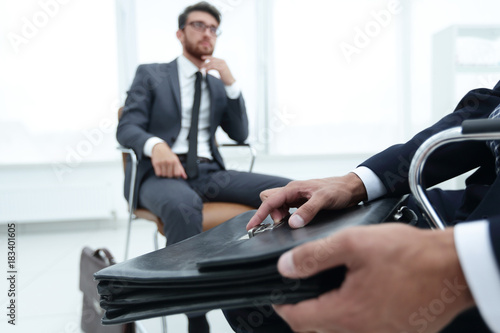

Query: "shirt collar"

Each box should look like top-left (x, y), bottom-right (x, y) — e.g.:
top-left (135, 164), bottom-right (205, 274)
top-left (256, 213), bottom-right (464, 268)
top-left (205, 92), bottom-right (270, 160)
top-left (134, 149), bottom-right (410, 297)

top-left (178, 55), bottom-right (202, 79)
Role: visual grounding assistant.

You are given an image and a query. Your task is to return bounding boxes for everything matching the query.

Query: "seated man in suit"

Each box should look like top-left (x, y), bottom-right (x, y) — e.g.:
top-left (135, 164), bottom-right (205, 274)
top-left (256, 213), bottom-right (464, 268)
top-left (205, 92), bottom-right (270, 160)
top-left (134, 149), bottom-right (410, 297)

top-left (232, 82), bottom-right (500, 332)
top-left (117, 2), bottom-right (290, 332)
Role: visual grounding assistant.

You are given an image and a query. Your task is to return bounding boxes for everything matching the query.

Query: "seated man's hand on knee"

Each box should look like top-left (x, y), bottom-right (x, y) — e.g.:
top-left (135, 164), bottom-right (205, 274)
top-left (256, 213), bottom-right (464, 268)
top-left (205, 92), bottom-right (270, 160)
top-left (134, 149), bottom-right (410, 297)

top-left (151, 142), bottom-right (187, 179)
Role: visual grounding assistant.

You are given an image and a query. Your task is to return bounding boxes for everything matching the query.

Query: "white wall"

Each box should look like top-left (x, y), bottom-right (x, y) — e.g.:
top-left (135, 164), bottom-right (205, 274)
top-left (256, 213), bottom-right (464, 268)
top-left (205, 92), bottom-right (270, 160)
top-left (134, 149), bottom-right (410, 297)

top-left (0, 161), bottom-right (125, 224)
top-left (408, 0), bottom-right (500, 130)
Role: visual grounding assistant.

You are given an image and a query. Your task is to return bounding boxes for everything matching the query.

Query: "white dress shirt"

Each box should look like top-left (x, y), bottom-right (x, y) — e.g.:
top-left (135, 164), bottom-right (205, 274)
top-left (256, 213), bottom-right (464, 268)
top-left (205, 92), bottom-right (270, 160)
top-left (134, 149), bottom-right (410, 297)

top-left (143, 55), bottom-right (241, 158)
top-left (353, 166), bottom-right (500, 332)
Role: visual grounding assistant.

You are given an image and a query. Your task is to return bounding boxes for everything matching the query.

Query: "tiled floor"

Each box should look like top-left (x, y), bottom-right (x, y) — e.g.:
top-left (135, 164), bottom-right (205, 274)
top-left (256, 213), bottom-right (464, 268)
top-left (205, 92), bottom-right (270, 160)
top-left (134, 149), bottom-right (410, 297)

top-left (0, 219), bottom-right (234, 333)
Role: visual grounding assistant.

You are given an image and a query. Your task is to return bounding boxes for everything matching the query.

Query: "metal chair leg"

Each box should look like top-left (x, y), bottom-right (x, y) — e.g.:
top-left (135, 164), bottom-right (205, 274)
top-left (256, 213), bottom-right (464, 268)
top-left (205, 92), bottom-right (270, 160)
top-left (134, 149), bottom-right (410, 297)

top-left (124, 210), bottom-right (134, 260)
top-left (153, 229), bottom-right (159, 251)
top-left (161, 316), bottom-right (167, 333)
top-left (118, 145), bottom-right (138, 260)
top-left (152, 228), bottom-right (167, 332)
top-left (134, 321), bottom-right (148, 333)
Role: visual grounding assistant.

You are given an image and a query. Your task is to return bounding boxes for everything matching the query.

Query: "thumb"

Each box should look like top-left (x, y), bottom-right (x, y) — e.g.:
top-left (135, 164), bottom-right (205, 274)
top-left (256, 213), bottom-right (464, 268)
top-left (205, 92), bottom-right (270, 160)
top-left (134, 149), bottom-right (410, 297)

top-left (277, 232), bottom-right (350, 279)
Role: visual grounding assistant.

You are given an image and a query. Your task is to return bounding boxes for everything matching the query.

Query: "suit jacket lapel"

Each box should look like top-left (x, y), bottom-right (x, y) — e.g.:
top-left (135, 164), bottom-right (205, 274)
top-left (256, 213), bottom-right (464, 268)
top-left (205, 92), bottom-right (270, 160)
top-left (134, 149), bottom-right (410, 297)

top-left (166, 59), bottom-right (182, 116)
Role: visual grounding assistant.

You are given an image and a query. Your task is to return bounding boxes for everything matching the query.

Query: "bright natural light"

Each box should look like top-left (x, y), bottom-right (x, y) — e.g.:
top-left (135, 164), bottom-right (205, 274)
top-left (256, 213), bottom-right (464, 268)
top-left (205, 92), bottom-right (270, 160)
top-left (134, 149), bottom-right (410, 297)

top-left (2, 0), bottom-right (500, 164)
top-left (270, 0), bottom-right (401, 155)
top-left (0, 0), bottom-right (119, 164)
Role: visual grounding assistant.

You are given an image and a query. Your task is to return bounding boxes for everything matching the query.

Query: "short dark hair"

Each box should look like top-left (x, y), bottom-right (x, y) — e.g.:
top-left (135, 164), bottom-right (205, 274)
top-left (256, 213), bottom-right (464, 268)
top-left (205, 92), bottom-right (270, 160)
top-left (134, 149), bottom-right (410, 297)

top-left (178, 2), bottom-right (221, 29)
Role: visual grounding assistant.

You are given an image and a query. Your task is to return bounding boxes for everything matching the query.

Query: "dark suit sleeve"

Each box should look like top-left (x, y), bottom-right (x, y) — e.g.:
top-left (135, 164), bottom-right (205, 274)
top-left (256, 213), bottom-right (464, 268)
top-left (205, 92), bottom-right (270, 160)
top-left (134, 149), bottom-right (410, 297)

top-left (489, 216), bottom-right (500, 269)
top-left (220, 91), bottom-right (249, 143)
top-left (360, 86), bottom-right (500, 196)
top-left (116, 64), bottom-right (156, 160)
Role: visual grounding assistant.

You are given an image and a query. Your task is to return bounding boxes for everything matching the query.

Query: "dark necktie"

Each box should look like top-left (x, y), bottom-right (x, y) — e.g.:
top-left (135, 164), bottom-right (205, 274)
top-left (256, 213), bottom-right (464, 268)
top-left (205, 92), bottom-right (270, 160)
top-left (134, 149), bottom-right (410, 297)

top-left (488, 104), bottom-right (500, 174)
top-left (186, 71), bottom-right (202, 179)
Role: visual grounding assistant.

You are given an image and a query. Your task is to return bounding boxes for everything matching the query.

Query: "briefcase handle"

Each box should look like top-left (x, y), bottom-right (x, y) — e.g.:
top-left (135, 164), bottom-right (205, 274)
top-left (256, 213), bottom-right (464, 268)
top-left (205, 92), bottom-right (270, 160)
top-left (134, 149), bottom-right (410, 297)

top-left (94, 248), bottom-right (116, 266)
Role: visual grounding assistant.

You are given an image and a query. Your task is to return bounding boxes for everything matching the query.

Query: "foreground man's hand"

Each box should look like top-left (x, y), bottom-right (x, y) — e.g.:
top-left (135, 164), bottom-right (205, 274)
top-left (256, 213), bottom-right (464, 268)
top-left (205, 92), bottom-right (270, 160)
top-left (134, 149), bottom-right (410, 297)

top-left (247, 173), bottom-right (367, 230)
top-left (273, 224), bottom-right (475, 333)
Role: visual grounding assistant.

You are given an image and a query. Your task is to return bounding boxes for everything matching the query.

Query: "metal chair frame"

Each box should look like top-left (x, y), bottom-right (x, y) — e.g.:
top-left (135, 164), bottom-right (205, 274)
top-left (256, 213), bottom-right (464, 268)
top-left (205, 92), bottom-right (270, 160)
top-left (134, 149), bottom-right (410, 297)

top-left (118, 143), bottom-right (255, 333)
top-left (409, 118), bottom-right (500, 230)
top-left (119, 143), bottom-right (256, 259)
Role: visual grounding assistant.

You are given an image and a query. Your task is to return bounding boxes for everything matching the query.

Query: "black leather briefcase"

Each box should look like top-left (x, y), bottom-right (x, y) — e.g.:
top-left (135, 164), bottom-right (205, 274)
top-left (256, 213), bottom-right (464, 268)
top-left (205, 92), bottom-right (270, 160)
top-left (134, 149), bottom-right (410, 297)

top-left (95, 197), bottom-right (402, 325)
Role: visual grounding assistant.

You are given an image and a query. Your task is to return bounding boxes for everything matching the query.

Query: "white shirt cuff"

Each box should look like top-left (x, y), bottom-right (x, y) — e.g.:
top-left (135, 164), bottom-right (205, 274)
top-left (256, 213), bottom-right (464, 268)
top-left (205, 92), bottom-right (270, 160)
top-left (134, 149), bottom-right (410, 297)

top-left (143, 137), bottom-right (165, 157)
top-left (455, 221), bottom-right (500, 332)
top-left (225, 81), bottom-right (241, 99)
top-left (352, 166), bottom-right (387, 201)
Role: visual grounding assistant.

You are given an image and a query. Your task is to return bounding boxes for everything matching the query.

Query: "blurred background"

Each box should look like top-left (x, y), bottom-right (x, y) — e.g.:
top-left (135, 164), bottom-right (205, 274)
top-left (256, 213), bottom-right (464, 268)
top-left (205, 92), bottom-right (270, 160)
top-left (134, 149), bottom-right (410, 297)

top-left (1, 0), bottom-right (500, 332)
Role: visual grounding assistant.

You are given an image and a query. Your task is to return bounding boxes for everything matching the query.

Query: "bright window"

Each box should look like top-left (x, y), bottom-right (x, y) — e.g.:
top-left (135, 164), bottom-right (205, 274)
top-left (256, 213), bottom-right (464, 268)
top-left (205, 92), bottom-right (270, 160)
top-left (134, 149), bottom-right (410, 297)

top-left (0, 0), bottom-right (119, 165)
top-left (267, 0), bottom-right (403, 155)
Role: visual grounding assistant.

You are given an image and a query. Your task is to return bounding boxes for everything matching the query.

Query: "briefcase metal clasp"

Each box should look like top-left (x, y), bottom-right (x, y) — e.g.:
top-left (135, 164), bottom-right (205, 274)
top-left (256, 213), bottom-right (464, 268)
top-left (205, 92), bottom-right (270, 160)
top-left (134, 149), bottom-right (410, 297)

top-left (248, 217), bottom-right (286, 238)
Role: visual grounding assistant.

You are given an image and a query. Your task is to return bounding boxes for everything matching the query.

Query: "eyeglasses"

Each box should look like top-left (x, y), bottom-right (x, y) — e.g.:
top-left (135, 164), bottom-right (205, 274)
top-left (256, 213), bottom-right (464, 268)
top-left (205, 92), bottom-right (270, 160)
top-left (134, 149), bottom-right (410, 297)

top-left (183, 21), bottom-right (221, 37)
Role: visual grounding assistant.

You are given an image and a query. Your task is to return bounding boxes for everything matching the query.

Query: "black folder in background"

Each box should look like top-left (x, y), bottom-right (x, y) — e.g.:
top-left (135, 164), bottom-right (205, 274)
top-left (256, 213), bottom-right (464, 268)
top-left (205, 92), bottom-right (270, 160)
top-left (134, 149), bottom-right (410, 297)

top-left (95, 197), bottom-right (401, 325)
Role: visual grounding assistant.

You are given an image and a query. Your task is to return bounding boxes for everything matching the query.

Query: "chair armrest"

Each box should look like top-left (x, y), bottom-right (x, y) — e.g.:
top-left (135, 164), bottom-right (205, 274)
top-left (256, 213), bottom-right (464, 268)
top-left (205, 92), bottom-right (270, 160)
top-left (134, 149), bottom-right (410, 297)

top-left (408, 119), bottom-right (500, 230)
top-left (218, 143), bottom-right (257, 172)
top-left (117, 145), bottom-right (136, 155)
top-left (462, 119), bottom-right (500, 134)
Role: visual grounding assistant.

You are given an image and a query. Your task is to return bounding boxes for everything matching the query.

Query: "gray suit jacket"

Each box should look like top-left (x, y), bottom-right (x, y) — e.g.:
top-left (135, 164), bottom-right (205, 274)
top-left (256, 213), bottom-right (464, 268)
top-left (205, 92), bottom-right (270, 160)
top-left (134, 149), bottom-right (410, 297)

top-left (117, 59), bottom-right (248, 206)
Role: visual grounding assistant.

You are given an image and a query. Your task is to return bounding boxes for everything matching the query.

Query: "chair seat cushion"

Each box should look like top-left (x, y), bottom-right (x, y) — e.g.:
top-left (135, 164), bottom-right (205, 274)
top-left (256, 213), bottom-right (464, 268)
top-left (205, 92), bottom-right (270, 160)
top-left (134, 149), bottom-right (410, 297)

top-left (134, 203), bottom-right (254, 236)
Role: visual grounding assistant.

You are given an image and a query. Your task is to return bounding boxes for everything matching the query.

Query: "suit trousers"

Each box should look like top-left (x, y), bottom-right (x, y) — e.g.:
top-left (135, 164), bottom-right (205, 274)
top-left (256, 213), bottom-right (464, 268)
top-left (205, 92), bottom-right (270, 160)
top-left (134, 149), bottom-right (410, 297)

top-left (138, 160), bottom-right (291, 246)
